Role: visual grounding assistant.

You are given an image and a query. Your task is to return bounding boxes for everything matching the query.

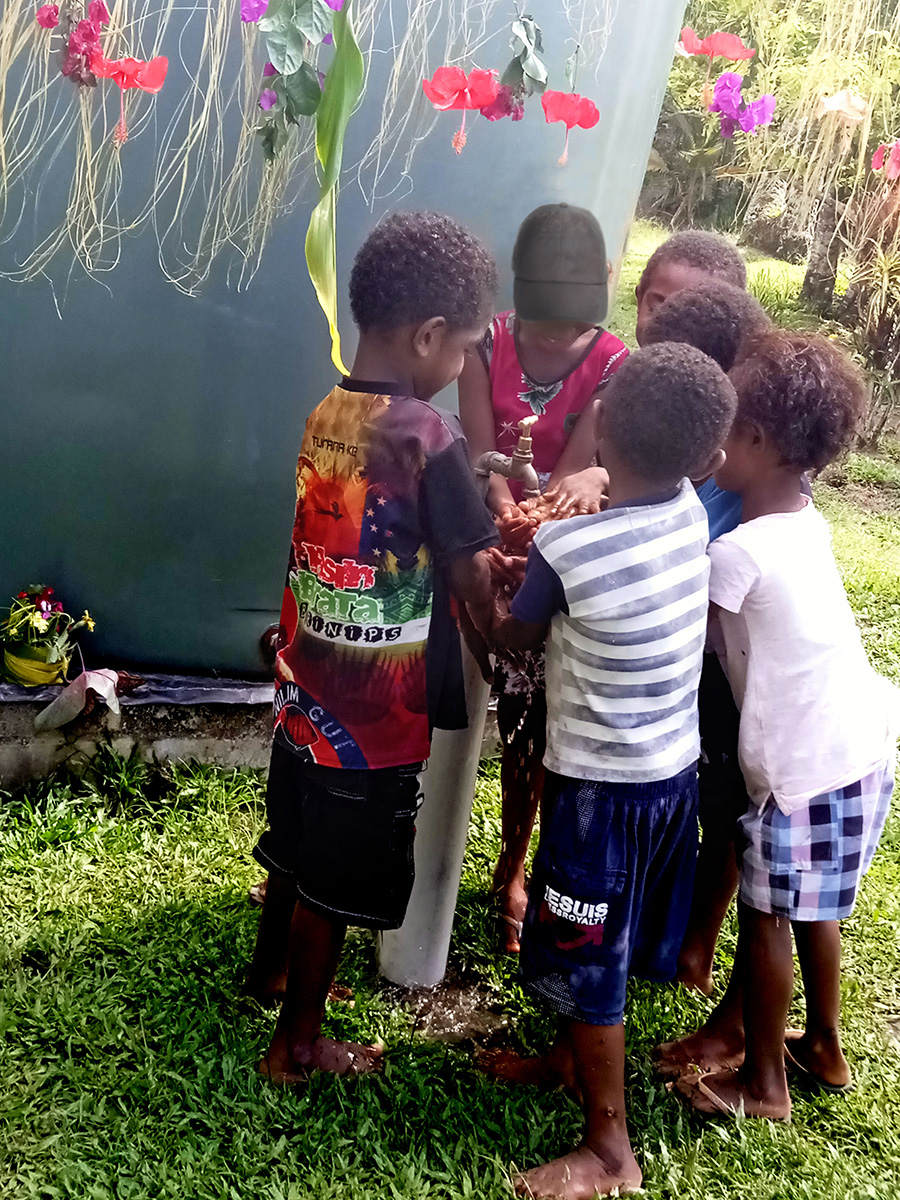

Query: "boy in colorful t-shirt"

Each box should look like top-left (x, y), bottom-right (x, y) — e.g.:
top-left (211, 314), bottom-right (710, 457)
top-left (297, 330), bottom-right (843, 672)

top-left (245, 212), bottom-right (499, 1083)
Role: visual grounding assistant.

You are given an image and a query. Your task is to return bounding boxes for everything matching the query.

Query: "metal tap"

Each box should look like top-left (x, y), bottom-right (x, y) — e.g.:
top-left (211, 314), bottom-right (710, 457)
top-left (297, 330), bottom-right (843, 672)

top-left (474, 416), bottom-right (541, 500)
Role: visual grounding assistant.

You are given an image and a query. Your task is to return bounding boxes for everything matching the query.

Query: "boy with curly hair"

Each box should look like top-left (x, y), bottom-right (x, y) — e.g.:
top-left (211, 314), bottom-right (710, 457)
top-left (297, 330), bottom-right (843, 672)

top-left (485, 343), bottom-right (737, 1198)
top-left (666, 332), bottom-right (899, 1121)
top-left (245, 211), bottom-right (499, 1082)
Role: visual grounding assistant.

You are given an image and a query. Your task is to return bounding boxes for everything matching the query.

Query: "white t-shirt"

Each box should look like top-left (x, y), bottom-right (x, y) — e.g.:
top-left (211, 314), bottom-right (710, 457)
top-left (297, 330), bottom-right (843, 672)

top-left (708, 499), bottom-right (899, 813)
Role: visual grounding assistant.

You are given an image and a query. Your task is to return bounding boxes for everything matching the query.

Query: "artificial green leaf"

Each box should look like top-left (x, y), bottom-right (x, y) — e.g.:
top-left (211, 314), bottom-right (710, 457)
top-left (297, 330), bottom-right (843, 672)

top-left (257, 0), bottom-right (290, 35)
top-left (264, 24), bottom-right (307, 75)
top-left (294, 0), bottom-right (334, 45)
top-left (304, 1), bottom-right (365, 373)
top-left (283, 61), bottom-right (322, 120)
top-left (501, 57), bottom-right (524, 89)
top-left (314, 1), bottom-right (364, 193)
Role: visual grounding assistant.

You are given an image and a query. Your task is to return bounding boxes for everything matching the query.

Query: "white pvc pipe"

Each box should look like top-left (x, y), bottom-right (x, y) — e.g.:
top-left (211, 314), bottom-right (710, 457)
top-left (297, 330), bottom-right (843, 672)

top-left (378, 642), bottom-right (491, 988)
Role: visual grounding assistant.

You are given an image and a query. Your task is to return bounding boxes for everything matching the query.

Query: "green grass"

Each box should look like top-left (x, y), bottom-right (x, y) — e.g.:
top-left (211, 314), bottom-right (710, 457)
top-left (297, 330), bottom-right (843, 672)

top-left (3, 464), bottom-right (900, 1199)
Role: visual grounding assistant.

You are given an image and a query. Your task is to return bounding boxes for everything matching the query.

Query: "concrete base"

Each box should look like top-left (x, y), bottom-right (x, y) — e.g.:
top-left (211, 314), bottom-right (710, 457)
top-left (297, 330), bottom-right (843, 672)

top-left (0, 690), bottom-right (272, 789)
top-left (0, 677), bottom-right (500, 789)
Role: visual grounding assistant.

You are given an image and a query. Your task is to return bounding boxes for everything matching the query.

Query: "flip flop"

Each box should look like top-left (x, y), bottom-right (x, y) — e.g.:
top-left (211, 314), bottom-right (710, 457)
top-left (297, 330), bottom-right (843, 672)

top-left (783, 1037), bottom-right (854, 1095)
top-left (498, 913), bottom-right (523, 954)
top-left (675, 1071), bottom-right (792, 1123)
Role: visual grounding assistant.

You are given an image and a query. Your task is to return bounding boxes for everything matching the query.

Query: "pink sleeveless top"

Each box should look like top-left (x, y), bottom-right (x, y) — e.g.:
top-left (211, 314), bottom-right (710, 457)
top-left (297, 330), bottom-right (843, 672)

top-left (482, 311), bottom-right (628, 498)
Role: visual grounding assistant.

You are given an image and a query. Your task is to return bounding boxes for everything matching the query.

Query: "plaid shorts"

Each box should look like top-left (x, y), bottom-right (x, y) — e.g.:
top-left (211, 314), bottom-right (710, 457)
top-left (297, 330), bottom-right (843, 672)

top-left (739, 757), bottom-right (894, 921)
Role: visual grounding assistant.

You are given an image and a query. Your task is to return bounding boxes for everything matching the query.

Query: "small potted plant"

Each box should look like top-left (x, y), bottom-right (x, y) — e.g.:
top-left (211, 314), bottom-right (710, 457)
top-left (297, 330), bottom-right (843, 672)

top-left (1, 586), bottom-right (95, 686)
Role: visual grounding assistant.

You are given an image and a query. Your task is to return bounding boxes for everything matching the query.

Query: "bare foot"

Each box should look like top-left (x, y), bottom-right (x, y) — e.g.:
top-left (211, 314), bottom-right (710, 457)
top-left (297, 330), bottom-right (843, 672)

top-left (476, 1045), bottom-right (580, 1099)
top-left (784, 1029), bottom-right (852, 1092)
top-left (654, 1025), bottom-right (745, 1080)
top-left (674, 1069), bottom-right (791, 1121)
top-left (514, 1145), bottom-right (642, 1199)
top-left (259, 1035), bottom-right (383, 1084)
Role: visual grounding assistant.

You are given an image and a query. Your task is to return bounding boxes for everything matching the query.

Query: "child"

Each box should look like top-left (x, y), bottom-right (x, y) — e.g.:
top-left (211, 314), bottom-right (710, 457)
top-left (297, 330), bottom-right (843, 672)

top-left (668, 332), bottom-right (898, 1121)
top-left (245, 211), bottom-right (500, 1082)
top-left (458, 202), bottom-right (628, 953)
top-left (487, 343), bottom-right (737, 1198)
top-left (641, 282), bottom-right (773, 997)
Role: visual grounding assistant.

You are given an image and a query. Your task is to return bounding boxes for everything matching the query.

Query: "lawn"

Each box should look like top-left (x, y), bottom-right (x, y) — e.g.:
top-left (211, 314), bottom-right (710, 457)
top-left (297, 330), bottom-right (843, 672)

top-left (3, 460), bottom-right (900, 1199)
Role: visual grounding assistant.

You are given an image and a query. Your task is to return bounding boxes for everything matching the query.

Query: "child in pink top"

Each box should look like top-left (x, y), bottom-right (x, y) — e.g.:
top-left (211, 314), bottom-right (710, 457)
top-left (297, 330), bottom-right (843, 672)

top-left (664, 332), bottom-right (898, 1121)
top-left (458, 203), bottom-right (627, 952)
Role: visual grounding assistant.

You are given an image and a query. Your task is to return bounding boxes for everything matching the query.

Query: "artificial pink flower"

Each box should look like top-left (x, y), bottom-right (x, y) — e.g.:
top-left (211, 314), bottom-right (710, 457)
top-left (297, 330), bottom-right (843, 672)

top-left (872, 141), bottom-right (900, 180)
top-left (263, 61), bottom-right (278, 77)
top-left (422, 66), bottom-right (500, 153)
top-left (35, 4), bottom-right (59, 28)
top-left (88, 0), bottom-right (110, 24)
top-left (541, 89), bottom-right (600, 164)
top-left (680, 27), bottom-right (755, 61)
top-left (259, 88), bottom-right (277, 110)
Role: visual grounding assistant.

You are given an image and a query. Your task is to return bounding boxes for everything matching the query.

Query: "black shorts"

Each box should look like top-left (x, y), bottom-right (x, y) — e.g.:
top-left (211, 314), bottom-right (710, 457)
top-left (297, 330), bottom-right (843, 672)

top-left (254, 743), bottom-right (424, 930)
top-left (698, 652), bottom-right (749, 841)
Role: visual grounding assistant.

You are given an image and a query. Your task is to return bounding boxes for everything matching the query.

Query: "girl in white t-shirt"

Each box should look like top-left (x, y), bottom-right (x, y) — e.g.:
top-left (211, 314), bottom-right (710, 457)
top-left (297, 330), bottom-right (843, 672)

top-left (661, 331), bottom-right (898, 1122)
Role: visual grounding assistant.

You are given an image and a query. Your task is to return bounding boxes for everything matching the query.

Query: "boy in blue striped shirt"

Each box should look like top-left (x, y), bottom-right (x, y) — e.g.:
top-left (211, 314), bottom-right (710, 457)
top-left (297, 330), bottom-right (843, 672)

top-left (485, 343), bottom-right (737, 1199)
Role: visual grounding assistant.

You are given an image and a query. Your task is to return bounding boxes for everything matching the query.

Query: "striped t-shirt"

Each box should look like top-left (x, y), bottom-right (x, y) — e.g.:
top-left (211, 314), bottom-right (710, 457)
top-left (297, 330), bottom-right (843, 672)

top-left (511, 480), bottom-right (710, 783)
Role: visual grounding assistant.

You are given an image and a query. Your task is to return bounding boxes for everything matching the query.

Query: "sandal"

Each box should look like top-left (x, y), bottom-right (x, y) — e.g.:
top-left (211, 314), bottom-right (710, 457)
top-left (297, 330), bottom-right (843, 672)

top-left (497, 913), bottom-right (523, 955)
top-left (783, 1033), bottom-right (854, 1095)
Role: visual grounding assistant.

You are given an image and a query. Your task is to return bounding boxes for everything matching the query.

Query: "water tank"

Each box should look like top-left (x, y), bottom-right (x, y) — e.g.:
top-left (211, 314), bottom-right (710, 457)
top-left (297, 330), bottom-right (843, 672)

top-left (0, 0), bottom-right (686, 673)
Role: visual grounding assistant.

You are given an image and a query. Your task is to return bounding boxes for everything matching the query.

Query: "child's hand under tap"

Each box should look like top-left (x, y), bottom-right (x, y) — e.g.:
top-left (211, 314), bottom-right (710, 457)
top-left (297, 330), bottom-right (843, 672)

top-left (540, 465), bottom-right (609, 518)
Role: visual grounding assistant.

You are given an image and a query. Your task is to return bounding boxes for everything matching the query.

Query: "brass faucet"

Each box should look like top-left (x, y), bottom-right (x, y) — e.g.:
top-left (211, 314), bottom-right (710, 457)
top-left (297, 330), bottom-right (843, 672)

top-left (474, 416), bottom-right (541, 499)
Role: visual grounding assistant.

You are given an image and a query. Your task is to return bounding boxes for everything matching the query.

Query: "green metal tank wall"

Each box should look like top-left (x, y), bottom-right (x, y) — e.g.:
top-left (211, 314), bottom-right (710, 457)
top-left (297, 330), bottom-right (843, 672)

top-left (0, 0), bottom-right (686, 674)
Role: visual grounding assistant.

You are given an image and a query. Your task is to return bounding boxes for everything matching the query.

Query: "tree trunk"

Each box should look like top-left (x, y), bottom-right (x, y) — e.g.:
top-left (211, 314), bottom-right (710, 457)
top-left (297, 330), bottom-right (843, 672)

top-left (801, 194), bottom-right (840, 311)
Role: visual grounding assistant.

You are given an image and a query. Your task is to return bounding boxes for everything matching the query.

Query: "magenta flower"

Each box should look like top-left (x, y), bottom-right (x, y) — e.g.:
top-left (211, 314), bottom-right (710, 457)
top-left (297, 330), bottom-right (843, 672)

top-left (35, 4), bottom-right (60, 28)
top-left (324, 0), bottom-right (344, 9)
top-left (709, 71), bottom-right (775, 137)
top-left (709, 72), bottom-right (744, 120)
top-left (88, 0), bottom-right (109, 24)
top-left (259, 88), bottom-right (277, 111)
top-left (739, 93), bottom-right (775, 133)
top-left (241, 0), bottom-right (268, 23)
top-left (323, 32), bottom-right (333, 44)
top-left (263, 61), bottom-right (278, 76)
top-left (68, 17), bottom-right (100, 53)
top-left (480, 84), bottom-right (525, 122)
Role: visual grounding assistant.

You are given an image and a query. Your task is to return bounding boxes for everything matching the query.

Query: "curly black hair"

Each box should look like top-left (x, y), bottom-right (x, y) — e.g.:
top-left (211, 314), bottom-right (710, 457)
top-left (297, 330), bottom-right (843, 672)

top-left (642, 281), bottom-right (772, 373)
top-left (349, 211), bottom-right (498, 333)
top-left (639, 231), bottom-right (747, 292)
top-left (729, 331), bottom-right (866, 472)
top-left (602, 343), bottom-right (737, 486)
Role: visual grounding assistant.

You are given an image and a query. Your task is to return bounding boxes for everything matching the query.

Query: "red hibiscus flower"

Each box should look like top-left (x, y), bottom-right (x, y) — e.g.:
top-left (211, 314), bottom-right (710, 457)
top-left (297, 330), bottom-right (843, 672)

top-left (91, 49), bottom-right (167, 144)
top-left (873, 141), bottom-right (900, 180)
top-left (422, 66), bottom-right (500, 153)
top-left (680, 27), bottom-right (755, 61)
top-left (541, 89), bottom-right (599, 165)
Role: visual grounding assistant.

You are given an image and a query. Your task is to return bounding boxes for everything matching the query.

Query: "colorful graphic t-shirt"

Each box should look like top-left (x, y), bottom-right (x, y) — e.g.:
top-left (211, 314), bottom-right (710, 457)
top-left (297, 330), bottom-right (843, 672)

top-left (274, 380), bottom-right (498, 770)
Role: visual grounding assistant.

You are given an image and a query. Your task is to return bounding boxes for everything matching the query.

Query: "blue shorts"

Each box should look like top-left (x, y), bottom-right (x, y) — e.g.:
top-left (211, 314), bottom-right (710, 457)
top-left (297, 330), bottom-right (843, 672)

top-left (520, 766), bottom-right (699, 1026)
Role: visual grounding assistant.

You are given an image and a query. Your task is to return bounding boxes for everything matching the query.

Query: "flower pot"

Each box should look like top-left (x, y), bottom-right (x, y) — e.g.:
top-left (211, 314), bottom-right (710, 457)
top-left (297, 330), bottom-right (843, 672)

top-left (3, 644), bottom-right (69, 686)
